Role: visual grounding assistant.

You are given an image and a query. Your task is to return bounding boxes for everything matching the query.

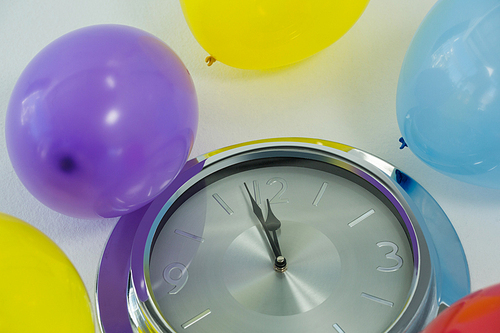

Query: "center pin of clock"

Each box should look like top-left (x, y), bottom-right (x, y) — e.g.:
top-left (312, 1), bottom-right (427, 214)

top-left (274, 255), bottom-right (287, 272)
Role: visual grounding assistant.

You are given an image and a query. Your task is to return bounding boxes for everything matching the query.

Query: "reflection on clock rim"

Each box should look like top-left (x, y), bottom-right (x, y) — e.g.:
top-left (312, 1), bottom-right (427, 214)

top-left (131, 143), bottom-right (436, 332)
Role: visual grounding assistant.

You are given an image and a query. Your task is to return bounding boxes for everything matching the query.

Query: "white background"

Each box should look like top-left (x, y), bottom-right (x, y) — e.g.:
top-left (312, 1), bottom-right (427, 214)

top-left (1, 0), bottom-right (500, 329)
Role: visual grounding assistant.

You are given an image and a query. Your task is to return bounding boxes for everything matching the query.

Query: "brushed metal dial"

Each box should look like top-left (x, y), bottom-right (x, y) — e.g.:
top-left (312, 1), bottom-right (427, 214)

top-left (148, 160), bottom-right (414, 333)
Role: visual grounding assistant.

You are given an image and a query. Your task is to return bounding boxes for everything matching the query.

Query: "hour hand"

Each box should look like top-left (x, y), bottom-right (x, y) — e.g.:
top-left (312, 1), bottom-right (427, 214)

top-left (243, 183), bottom-right (281, 257)
top-left (265, 199), bottom-right (287, 272)
top-left (243, 183), bottom-right (287, 272)
top-left (265, 199), bottom-right (281, 254)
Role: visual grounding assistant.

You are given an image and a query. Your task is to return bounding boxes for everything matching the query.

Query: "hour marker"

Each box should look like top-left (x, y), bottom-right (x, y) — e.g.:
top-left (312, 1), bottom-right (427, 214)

top-left (313, 182), bottom-right (328, 206)
top-left (361, 292), bottom-right (394, 307)
top-left (212, 193), bottom-right (234, 215)
top-left (181, 309), bottom-right (211, 329)
top-left (348, 209), bottom-right (375, 227)
top-left (174, 229), bottom-right (204, 243)
top-left (333, 323), bottom-right (345, 333)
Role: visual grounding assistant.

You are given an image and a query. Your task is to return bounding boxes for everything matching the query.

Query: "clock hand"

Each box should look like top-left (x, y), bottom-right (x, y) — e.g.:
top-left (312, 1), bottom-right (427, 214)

top-left (243, 183), bottom-right (281, 258)
top-left (243, 183), bottom-right (287, 272)
top-left (264, 199), bottom-right (281, 254)
top-left (265, 199), bottom-right (287, 272)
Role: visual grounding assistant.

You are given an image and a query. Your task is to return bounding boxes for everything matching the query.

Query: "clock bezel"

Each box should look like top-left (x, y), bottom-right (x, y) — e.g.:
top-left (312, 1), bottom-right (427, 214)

top-left (128, 139), bottom-right (434, 333)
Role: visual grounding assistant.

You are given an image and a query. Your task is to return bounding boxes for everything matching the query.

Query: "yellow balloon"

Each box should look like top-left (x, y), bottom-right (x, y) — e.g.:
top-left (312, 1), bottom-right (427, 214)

top-left (180, 0), bottom-right (370, 69)
top-left (0, 213), bottom-right (94, 333)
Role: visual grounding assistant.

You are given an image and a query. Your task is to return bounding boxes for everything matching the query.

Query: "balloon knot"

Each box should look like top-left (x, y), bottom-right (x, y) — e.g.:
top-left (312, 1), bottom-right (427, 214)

top-left (395, 169), bottom-right (409, 185)
top-left (59, 156), bottom-right (77, 173)
top-left (399, 137), bottom-right (408, 149)
top-left (205, 56), bottom-right (216, 66)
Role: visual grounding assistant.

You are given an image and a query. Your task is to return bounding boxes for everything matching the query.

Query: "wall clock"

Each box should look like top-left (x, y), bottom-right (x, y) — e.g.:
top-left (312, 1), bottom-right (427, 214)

top-left (96, 138), bottom-right (470, 333)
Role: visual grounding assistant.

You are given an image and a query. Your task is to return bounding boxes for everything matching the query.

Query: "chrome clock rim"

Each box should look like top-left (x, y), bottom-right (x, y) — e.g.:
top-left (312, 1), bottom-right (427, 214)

top-left (96, 138), bottom-right (470, 333)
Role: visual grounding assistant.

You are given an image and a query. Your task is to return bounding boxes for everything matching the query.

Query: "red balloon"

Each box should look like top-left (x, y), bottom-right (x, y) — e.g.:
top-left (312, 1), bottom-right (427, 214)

top-left (422, 283), bottom-right (500, 333)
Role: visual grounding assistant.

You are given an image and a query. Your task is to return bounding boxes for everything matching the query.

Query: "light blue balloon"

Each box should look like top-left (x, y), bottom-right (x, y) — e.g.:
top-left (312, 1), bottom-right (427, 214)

top-left (397, 0), bottom-right (500, 188)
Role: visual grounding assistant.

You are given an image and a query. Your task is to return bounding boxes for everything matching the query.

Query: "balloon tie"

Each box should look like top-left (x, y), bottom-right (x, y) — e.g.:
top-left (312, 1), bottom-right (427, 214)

top-left (395, 169), bottom-right (408, 185)
top-left (399, 137), bottom-right (408, 149)
top-left (205, 56), bottom-right (217, 66)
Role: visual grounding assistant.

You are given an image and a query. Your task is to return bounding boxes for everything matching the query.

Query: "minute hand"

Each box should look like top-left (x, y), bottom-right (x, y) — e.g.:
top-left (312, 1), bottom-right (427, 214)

top-left (243, 183), bottom-right (281, 258)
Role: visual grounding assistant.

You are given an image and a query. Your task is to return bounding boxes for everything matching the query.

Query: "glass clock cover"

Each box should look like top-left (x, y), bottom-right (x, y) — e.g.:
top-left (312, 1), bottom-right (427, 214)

top-left (96, 138), bottom-right (470, 333)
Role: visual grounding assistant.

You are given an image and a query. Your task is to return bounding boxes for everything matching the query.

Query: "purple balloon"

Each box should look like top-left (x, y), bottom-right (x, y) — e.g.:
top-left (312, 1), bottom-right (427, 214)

top-left (6, 25), bottom-right (198, 219)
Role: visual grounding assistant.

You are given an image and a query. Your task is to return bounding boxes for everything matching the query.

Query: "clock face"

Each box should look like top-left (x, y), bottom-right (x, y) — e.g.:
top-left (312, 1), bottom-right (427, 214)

top-left (140, 150), bottom-right (424, 333)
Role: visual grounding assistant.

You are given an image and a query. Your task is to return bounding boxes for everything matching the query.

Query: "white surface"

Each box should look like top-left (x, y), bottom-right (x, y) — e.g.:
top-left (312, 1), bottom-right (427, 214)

top-left (1, 0), bottom-right (500, 329)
